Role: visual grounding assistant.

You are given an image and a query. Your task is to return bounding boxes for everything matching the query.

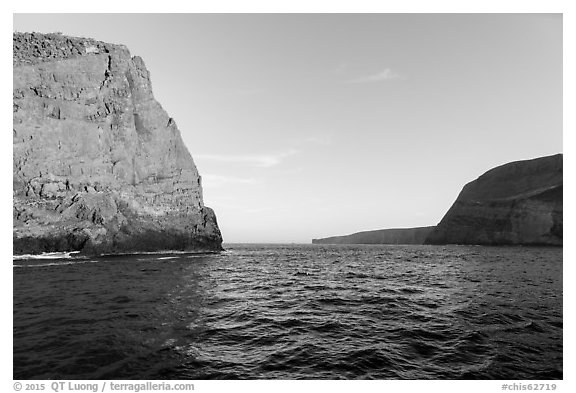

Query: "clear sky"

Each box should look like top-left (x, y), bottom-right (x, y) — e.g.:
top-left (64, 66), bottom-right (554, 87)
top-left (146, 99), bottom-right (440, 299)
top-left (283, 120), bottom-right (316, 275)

top-left (13, 13), bottom-right (563, 243)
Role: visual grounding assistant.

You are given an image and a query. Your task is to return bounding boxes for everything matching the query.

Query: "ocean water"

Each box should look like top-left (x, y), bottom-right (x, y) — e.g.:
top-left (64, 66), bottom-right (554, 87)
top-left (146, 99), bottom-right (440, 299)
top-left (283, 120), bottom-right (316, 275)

top-left (13, 244), bottom-right (562, 380)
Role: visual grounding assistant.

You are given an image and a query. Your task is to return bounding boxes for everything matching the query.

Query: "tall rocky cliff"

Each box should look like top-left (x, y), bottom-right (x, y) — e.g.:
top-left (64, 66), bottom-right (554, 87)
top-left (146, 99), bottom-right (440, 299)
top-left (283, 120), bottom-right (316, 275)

top-left (425, 154), bottom-right (562, 246)
top-left (13, 32), bottom-right (223, 254)
top-left (312, 226), bottom-right (435, 245)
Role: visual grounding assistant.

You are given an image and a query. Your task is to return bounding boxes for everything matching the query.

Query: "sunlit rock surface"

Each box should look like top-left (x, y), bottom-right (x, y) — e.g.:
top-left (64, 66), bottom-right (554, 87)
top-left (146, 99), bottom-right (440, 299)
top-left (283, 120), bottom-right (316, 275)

top-left (13, 32), bottom-right (223, 254)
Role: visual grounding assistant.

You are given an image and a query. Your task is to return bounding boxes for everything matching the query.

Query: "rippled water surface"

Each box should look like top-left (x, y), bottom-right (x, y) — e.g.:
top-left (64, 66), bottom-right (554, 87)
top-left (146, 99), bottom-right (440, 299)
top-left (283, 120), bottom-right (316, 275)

top-left (13, 244), bottom-right (562, 379)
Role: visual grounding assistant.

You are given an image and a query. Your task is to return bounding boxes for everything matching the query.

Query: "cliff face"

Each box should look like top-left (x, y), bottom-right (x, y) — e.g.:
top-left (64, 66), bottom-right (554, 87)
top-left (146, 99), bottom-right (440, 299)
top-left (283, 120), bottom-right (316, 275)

top-left (13, 32), bottom-right (223, 254)
top-left (312, 226), bottom-right (435, 245)
top-left (425, 154), bottom-right (562, 246)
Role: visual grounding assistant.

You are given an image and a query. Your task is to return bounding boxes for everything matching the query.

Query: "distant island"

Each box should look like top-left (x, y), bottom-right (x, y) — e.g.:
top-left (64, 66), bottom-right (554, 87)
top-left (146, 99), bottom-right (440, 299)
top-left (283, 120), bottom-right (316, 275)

top-left (312, 226), bottom-right (435, 245)
top-left (13, 32), bottom-right (223, 255)
top-left (314, 154), bottom-right (562, 246)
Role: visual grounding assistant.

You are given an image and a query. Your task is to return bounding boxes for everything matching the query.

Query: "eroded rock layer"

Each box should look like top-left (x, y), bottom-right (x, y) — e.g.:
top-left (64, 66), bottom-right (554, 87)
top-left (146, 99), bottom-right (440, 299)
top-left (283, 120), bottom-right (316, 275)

top-left (13, 32), bottom-right (223, 254)
top-left (425, 154), bottom-right (562, 246)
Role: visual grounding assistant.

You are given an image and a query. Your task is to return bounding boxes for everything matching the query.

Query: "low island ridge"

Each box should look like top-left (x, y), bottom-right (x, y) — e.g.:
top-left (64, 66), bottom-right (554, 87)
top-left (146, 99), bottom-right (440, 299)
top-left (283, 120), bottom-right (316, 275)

top-left (312, 226), bottom-right (435, 245)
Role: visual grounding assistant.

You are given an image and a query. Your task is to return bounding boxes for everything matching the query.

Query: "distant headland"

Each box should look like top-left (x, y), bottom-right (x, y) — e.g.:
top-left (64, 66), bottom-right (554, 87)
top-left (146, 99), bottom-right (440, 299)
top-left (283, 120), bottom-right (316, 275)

top-left (314, 154), bottom-right (562, 246)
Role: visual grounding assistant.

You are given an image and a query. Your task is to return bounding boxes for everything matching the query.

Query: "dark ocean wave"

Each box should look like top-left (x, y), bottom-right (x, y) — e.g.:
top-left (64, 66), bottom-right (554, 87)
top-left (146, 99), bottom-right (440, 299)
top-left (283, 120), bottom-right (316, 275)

top-left (13, 244), bottom-right (562, 379)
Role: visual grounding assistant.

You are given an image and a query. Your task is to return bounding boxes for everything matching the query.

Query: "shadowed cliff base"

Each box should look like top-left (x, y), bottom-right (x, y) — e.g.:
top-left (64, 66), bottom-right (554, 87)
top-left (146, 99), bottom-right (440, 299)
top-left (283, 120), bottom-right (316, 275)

top-left (425, 154), bottom-right (562, 246)
top-left (13, 229), bottom-right (223, 256)
top-left (13, 32), bottom-right (223, 255)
